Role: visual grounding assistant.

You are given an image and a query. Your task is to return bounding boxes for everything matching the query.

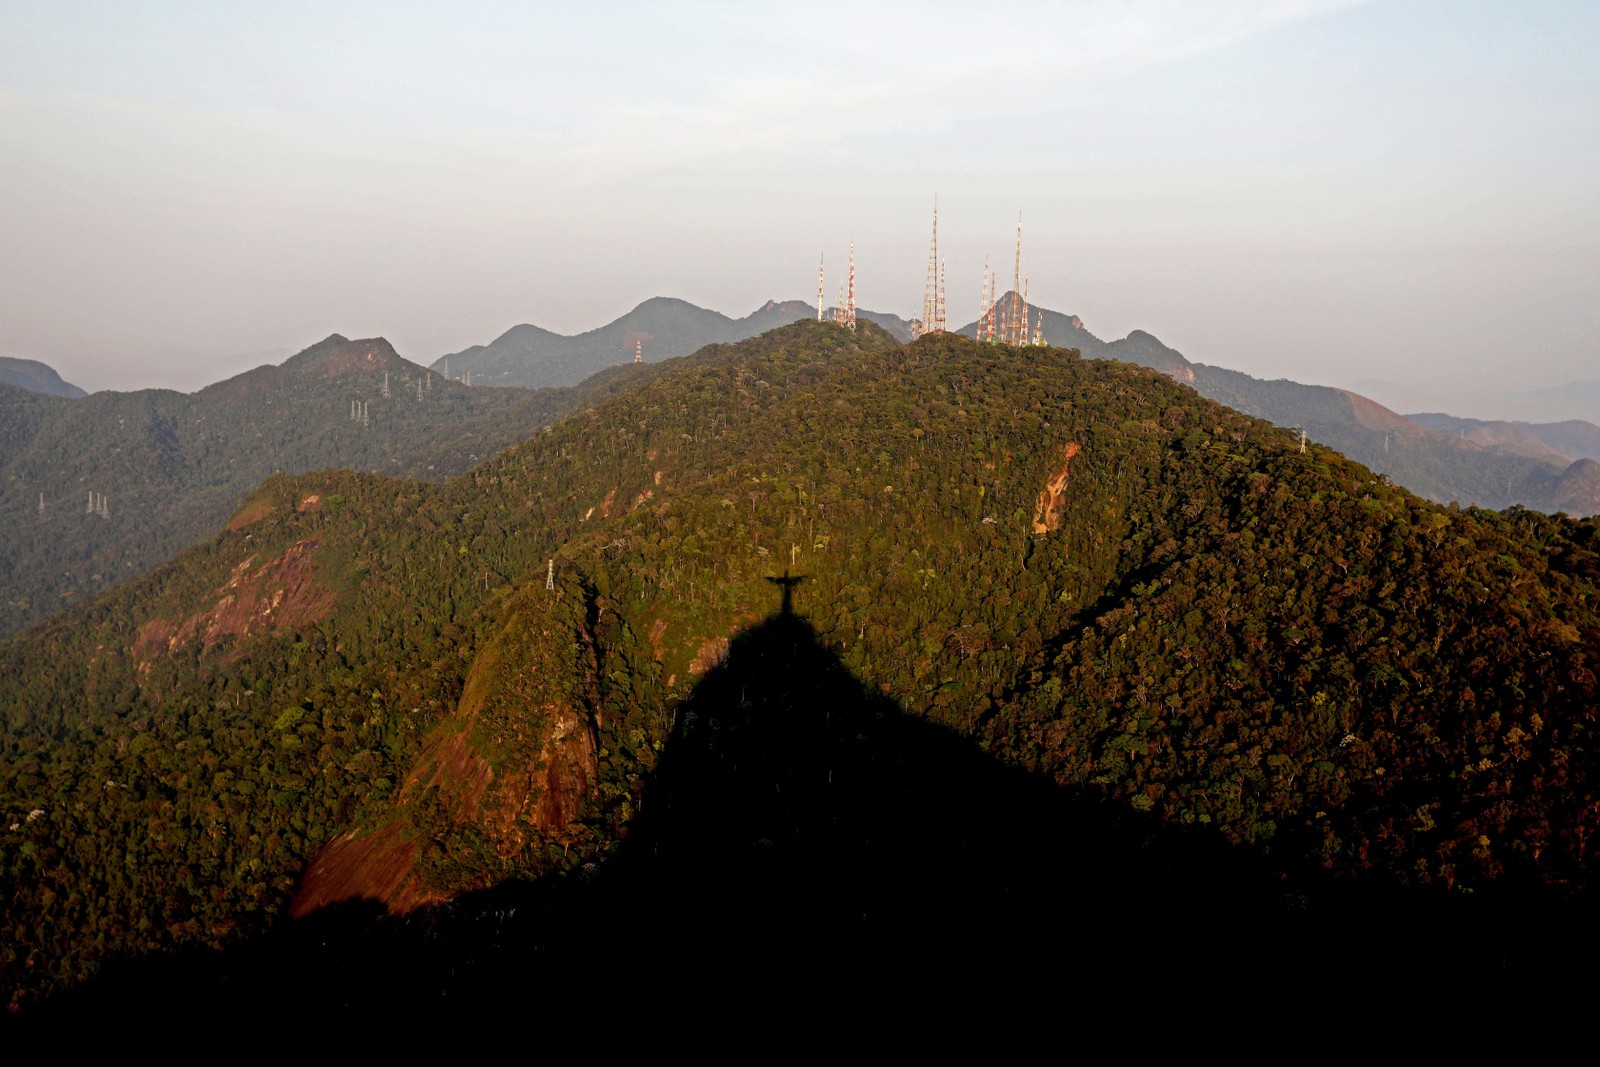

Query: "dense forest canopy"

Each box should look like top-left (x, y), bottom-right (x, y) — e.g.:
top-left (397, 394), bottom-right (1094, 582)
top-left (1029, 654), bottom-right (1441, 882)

top-left (3, 321), bottom-right (1597, 1011)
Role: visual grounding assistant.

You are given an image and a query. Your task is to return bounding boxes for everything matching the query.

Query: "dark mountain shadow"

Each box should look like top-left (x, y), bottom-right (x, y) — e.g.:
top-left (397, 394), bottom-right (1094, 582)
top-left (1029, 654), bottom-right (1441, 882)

top-left (29, 595), bottom-right (1588, 1024)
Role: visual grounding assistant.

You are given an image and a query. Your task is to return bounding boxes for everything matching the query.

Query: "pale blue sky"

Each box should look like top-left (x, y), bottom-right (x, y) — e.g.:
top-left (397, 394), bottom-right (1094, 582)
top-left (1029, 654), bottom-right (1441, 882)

top-left (1, 1), bottom-right (1595, 417)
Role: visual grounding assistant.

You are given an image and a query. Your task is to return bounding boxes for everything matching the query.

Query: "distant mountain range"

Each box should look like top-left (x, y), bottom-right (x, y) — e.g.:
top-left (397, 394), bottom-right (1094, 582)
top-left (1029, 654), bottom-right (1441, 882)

top-left (429, 297), bottom-right (825, 388)
top-left (1509, 379), bottom-right (1600, 423)
top-left (0, 356), bottom-right (87, 398)
top-left (0, 336), bottom-right (621, 638)
top-left (1407, 412), bottom-right (1600, 464)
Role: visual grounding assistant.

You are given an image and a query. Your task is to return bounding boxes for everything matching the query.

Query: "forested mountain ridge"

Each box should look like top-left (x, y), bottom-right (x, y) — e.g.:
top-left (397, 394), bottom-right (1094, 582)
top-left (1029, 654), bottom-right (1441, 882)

top-left (0, 334), bottom-right (601, 638)
top-left (4, 321), bottom-right (1599, 1012)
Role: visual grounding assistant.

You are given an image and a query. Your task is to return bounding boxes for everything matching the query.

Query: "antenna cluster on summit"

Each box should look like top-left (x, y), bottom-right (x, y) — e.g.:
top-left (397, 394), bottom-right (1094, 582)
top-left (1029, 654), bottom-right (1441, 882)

top-left (820, 200), bottom-right (1049, 345)
top-left (966, 209), bottom-right (1046, 346)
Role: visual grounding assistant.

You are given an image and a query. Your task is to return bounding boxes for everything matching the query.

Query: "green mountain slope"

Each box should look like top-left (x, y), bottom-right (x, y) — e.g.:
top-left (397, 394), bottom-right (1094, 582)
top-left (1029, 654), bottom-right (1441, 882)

top-left (4, 322), bottom-right (1599, 1010)
top-left (0, 335), bottom-right (593, 638)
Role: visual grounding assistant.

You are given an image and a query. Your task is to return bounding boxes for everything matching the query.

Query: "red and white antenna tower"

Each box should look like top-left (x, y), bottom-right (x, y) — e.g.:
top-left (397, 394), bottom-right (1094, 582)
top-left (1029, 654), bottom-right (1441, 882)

top-left (1022, 279), bottom-right (1030, 347)
top-left (922, 198), bottom-right (940, 334)
top-left (986, 263), bottom-right (998, 340)
top-left (817, 254), bottom-right (825, 321)
top-left (979, 259), bottom-right (998, 341)
top-left (1010, 214), bottom-right (1024, 345)
top-left (846, 241), bottom-right (856, 330)
top-left (937, 259), bottom-right (947, 333)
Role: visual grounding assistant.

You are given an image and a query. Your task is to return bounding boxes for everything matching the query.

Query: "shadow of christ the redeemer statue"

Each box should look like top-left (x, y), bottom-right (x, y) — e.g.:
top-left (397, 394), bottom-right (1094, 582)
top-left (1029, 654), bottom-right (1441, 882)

top-left (764, 569), bottom-right (806, 616)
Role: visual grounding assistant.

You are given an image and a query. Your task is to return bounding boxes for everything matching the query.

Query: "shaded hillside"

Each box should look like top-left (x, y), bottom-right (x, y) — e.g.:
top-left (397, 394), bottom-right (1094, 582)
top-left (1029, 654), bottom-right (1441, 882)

top-left (1190, 364), bottom-right (1598, 516)
top-left (38, 604), bottom-right (1565, 1021)
top-left (4, 322), bottom-right (1600, 1011)
top-left (0, 357), bottom-right (87, 399)
top-left (0, 335), bottom-right (598, 638)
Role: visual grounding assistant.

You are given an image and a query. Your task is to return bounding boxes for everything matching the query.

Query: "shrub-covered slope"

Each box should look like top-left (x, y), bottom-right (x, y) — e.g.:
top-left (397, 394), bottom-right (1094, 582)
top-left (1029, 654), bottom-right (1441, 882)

top-left (3, 321), bottom-right (1598, 1010)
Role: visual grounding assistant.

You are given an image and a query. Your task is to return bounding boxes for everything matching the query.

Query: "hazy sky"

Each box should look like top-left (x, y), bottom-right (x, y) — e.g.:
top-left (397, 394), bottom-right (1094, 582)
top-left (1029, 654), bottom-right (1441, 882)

top-left (1, 1), bottom-right (1595, 417)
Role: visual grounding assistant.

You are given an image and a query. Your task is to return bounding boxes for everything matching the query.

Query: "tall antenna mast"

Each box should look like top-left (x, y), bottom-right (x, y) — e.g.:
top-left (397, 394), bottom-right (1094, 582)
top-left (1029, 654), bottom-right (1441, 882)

top-left (937, 259), bottom-right (947, 332)
top-left (1011, 214), bottom-right (1024, 344)
top-left (981, 261), bottom-right (996, 341)
top-left (846, 241), bottom-right (856, 330)
top-left (817, 254), bottom-right (825, 321)
top-left (1023, 279), bottom-right (1030, 347)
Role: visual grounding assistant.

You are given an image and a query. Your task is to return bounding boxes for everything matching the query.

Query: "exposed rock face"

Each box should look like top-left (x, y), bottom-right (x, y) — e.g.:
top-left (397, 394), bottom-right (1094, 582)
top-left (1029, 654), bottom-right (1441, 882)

top-left (292, 598), bottom-right (602, 917)
top-left (502, 706), bottom-right (598, 843)
top-left (290, 702), bottom-right (599, 919)
top-left (1032, 442), bottom-right (1081, 534)
top-left (132, 539), bottom-right (332, 662)
top-left (290, 824), bottom-right (434, 917)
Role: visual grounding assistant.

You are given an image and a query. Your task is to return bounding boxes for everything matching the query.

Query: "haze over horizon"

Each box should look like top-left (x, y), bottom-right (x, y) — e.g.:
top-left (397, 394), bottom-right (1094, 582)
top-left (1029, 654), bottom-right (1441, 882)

top-left (1, 1), bottom-right (1595, 419)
